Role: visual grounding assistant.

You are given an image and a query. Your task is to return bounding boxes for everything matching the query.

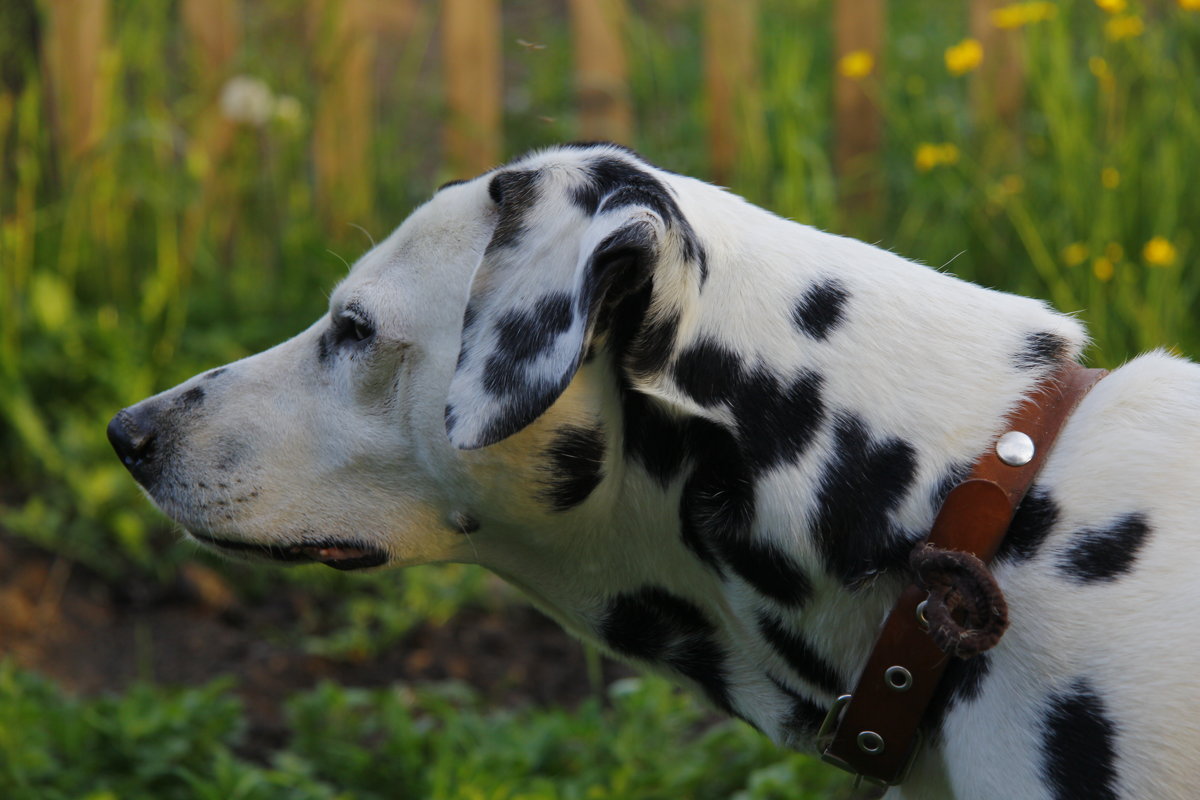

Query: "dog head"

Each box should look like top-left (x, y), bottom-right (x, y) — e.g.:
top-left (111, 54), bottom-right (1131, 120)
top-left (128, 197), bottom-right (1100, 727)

top-left (107, 144), bottom-right (708, 573)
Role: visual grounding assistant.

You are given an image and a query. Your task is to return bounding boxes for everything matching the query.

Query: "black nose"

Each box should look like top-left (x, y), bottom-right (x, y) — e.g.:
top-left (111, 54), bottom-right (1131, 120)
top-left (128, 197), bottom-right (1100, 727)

top-left (107, 407), bottom-right (159, 485)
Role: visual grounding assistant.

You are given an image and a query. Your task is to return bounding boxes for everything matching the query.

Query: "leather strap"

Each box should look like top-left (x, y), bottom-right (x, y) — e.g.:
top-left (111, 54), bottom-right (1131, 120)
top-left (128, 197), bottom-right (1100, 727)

top-left (818, 362), bottom-right (1108, 785)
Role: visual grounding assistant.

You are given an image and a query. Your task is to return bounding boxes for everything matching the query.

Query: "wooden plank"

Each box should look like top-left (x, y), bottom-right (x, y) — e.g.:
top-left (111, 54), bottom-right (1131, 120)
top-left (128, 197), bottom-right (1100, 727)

top-left (568, 0), bottom-right (632, 145)
top-left (41, 0), bottom-right (110, 163)
top-left (703, 0), bottom-right (762, 186)
top-left (311, 0), bottom-right (379, 235)
top-left (970, 0), bottom-right (1024, 129)
top-left (442, 0), bottom-right (502, 176)
top-left (182, 0), bottom-right (241, 78)
top-left (833, 0), bottom-right (885, 230)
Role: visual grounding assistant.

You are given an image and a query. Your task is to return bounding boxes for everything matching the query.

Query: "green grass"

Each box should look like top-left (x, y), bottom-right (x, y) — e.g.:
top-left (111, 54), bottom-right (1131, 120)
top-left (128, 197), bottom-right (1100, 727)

top-left (0, 664), bottom-right (855, 800)
top-left (1, 0), bottom-right (1198, 794)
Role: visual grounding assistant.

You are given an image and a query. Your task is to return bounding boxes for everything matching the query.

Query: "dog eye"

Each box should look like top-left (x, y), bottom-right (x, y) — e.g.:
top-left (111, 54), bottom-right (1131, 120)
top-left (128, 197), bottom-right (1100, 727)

top-left (334, 313), bottom-right (374, 345)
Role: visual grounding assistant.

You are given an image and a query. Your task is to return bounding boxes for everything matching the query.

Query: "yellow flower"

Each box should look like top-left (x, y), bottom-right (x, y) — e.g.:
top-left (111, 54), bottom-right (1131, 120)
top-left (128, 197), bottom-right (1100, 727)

top-left (945, 39), bottom-right (984, 76)
top-left (1001, 174), bottom-right (1025, 195)
top-left (1181, 0), bottom-right (1200, 10)
top-left (1105, 15), bottom-right (1144, 41)
top-left (1062, 243), bottom-right (1089, 267)
top-left (915, 144), bottom-right (940, 172)
top-left (1094, 0), bottom-right (1127, 12)
top-left (992, 2), bottom-right (1058, 28)
top-left (914, 142), bottom-right (960, 172)
top-left (1089, 57), bottom-right (1116, 93)
top-left (838, 50), bottom-right (875, 79)
top-left (1092, 257), bottom-right (1115, 282)
top-left (1105, 242), bottom-right (1124, 262)
top-left (1143, 236), bottom-right (1178, 267)
top-left (1101, 167), bottom-right (1120, 189)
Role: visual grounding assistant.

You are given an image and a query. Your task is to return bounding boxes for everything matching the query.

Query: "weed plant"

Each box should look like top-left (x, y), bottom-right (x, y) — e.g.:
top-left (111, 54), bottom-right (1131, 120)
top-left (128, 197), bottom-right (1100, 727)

top-left (0, 664), bottom-right (856, 799)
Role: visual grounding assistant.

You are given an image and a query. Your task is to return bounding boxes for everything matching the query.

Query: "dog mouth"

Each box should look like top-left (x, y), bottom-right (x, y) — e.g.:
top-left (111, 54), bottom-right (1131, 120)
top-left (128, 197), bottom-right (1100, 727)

top-left (189, 532), bottom-right (389, 571)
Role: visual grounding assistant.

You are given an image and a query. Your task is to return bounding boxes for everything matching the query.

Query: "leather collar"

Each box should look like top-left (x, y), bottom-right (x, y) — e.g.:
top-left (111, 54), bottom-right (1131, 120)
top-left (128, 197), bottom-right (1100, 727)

top-left (818, 362), bottom-right (1108, 786)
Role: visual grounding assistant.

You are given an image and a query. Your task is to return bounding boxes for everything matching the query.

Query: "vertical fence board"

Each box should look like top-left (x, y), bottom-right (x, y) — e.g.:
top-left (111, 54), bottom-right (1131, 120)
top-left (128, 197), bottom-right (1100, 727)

top-left (311, 0), bottom-right (377, 236)
top-left (442, 0), bottom-right (502, 176)
top-left (181, 0), bottom-right (241, 262)
top-left (970, 0), bottom-right (1024, 132)
top-left (182, 0), bottom-right (241, 78)
top-left (42, 0), bottom-right (110, 164)
top-left (833, 0), bottom-right (885, 231)
top-left (568, 0), bottom-right (632, 145)
top-left (703, 0), bottom-right (762, 187)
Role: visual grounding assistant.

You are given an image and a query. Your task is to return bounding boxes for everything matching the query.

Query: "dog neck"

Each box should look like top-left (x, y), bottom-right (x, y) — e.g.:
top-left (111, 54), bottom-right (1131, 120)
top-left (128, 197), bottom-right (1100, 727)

top-left (465, 195), bottom-right (1086, 749)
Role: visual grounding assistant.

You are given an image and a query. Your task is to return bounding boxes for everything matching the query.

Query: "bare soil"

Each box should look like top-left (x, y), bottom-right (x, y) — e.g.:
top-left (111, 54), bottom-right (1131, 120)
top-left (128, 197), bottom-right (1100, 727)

top-left (0, 534), bottom-right (631, 761)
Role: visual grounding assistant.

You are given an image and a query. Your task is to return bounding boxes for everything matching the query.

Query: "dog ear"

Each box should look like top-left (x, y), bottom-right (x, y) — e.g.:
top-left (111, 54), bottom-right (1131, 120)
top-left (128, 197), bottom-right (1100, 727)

top-left (445, 169), bottom-right (663, 449)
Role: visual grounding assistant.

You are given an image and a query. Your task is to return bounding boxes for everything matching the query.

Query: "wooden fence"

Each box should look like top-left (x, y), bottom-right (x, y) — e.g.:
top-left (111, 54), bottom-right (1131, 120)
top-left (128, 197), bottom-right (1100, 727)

top-left (40, 0), bottom-right (1026, 233)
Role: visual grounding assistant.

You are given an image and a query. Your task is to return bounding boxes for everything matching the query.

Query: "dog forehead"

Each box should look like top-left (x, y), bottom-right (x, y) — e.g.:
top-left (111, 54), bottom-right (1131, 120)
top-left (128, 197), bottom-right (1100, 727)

top-left (332, 183), bottom-right (498, 312)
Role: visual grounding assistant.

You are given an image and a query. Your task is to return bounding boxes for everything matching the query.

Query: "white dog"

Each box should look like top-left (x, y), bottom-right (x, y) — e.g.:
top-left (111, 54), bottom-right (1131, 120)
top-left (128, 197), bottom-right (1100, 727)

top-left (108, 143), bottom-right (1200, 799)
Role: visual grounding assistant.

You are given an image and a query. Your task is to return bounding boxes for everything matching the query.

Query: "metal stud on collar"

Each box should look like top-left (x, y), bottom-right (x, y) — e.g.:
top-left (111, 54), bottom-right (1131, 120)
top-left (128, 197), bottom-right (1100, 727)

top-left (995, 430), bottom-right (1035, 466)
top-left (857, 730), bottom-right (885, 754)
top-left (884, 666), bottom-right (913, 692)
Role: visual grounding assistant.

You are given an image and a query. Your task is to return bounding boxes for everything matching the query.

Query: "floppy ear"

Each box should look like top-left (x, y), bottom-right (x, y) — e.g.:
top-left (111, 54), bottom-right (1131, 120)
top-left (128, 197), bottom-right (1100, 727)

top-left (445, 170), bottom-right (664, 450)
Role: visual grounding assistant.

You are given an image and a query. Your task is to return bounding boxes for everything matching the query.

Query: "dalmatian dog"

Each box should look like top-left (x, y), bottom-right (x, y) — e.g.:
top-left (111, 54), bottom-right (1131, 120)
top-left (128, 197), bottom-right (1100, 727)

top-left (108, 143), bottom-right (1200, 799)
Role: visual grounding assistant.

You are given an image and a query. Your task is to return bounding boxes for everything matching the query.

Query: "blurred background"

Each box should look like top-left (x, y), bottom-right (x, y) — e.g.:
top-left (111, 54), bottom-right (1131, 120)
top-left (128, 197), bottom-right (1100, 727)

top-left (1, 0), bottom-right (1197, 797)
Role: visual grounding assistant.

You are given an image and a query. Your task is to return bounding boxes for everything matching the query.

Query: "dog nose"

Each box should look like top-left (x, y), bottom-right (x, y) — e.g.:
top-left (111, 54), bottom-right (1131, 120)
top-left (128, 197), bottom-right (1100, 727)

top-left (107, 406), bottom-right (159, 485)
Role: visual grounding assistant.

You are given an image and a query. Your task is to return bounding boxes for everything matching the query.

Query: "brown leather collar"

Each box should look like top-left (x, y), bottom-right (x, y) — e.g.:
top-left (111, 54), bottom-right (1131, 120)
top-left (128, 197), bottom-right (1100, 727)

top-left (818, 362), bottom-right (1108, 786)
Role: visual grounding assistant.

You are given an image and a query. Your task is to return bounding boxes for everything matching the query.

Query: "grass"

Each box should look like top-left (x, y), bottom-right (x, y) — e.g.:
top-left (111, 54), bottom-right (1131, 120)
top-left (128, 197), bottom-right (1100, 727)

top-left (0, 664), bottom-right (856, 800)
top-left (1, 0), bottom-right (1198, 795)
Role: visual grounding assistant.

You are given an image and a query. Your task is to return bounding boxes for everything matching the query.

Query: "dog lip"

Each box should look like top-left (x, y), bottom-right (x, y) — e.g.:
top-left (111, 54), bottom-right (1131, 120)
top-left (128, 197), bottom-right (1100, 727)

top-left (190, 532), bottom-right (388, 570)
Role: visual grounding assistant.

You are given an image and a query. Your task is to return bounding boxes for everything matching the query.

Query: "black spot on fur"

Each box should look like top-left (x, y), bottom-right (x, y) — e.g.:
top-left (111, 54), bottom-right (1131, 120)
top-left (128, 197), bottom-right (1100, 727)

top-left (626, 310), bottom-right (680, 382)
top-left (738, 369), bottom-right (825, 474)
top-left (436, 178), bottom-right (467, 192)
top-left (599, 587), bottom-right (732, 713)
top-left (204, 368), bottom-right (227, 380)
top-left (461, 301), bottom-right (479, 336)
top-left (678, 422), bottom-right (745, 574)
top-left (1057, 513), bottom-right (1151, 583)
top-left (476, 373), bottom-right (574, 449)
top-left (482, 292), bottom-right (575, 398)
top-left (814, 414), bottom-right (919, 585)
top-left (537, 424), bottom-right (607, 511)
top-left (570, 156), bottom-right (707, 281)
top-left (317, 331), bottom-right (332, 365)
top-left (770, 677), bottom-right (828, 742)
top-left (792, 278), bottom-right (849, 341)
top-left (672, 339), bottom-right (743, 407)
top-left (177, 387), bottom-right (206, 410)
top-left (487, 169), bottom-right (540, 251)
top-left (995, 488), bottom-right (1059, 564)
top-left (672, 339), bottom-right (826, 475)
top-left (607, 282), bottom-right (689, 487)
top-left (757, 613), bottom-right (841, 695)
top-left (1014, 331), bottom-right (1069, 370)
top-left (622, 388), bottom-right (689, 487)
top-left (720, 538), bottom-right (813, 608)
top-left (678, 422), bottom-right (814, 604)
top-left (578, 221), bottom-right (665, 374)
top-left (1040, 680), bottom-right (1120, 800)
top-left (924, 653), bottom-right (991, 740)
